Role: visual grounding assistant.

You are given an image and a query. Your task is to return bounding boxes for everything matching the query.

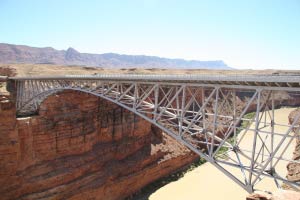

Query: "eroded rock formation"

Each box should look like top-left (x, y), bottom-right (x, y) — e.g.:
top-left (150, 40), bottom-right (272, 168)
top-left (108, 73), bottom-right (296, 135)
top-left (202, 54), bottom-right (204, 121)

top-left (246, 108), bottom-right (300, 200)
top-left (246, 190), bottom-right (300, 200)
top-left (287, 108), bottom-right (300, 184)
top-left (0, 90), bottom-right (197, 200)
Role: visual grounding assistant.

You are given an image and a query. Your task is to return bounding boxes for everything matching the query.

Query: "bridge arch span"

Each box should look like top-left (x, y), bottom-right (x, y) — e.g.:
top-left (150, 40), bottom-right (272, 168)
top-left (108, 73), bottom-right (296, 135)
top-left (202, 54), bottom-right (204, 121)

top-left (11, 76), bottom-right (300, 193)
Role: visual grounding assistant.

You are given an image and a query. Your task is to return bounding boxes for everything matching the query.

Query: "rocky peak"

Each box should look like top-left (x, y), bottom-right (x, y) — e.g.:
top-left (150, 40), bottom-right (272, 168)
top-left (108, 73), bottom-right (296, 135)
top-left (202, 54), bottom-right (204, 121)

top-left (65, 47), bottom-right (81, 61)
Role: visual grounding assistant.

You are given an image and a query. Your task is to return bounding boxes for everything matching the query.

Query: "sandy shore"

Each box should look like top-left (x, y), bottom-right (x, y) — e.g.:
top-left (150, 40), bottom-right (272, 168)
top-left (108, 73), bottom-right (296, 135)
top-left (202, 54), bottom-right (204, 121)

top-left (148, 107), bottom-right (297, 200)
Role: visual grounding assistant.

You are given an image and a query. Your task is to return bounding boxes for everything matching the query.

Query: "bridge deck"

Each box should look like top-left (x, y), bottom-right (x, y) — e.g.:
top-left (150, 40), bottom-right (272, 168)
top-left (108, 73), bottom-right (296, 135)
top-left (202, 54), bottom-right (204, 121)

top-left (9, 74), bottom-right (300, 88)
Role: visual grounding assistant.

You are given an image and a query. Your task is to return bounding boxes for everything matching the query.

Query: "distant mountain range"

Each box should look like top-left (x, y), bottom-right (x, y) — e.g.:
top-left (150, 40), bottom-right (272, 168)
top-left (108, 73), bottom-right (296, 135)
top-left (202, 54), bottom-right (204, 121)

top-left (0, 43), bottom-right (231, 69)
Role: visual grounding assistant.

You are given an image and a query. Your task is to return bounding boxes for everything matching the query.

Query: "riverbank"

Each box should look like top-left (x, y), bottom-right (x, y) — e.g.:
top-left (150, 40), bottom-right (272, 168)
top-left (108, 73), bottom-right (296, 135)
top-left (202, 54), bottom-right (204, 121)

top-left (135, 107), bottom-right (297, 200)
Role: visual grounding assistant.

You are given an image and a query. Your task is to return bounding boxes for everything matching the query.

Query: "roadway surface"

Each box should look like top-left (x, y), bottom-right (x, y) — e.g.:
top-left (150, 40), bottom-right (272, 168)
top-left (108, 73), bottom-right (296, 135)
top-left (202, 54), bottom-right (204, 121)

top-left (8, 74), bottom-right (300, 88)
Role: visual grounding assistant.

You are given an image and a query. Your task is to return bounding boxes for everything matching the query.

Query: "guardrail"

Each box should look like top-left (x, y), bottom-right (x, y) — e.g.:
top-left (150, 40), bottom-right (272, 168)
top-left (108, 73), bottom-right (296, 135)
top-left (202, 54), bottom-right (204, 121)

top-left (10, 74), bottom-right (300, 83)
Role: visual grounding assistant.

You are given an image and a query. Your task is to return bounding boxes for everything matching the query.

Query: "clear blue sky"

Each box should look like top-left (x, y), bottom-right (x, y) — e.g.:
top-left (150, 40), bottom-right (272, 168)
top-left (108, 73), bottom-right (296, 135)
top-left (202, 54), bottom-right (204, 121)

top-left (0, 0), bottom-right (299, 69)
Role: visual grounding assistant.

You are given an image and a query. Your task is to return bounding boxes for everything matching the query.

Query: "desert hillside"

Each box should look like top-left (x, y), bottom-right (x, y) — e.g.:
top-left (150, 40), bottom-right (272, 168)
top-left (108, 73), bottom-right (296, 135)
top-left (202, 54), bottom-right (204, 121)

top-left (0, 43), bottom-right (230, 69)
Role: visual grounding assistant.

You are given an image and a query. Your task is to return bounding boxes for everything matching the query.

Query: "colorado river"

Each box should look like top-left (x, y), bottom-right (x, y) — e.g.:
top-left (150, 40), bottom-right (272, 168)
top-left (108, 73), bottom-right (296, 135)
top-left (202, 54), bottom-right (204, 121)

top-left (148, 107), bottom-right (297, 200)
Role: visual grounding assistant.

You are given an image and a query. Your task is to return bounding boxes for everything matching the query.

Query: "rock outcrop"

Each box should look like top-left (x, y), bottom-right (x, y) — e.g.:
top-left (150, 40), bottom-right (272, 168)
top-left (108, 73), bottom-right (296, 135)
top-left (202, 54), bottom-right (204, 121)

top-left (0, 90), bottom-right (198, 200)
top-left (246, 190), bottom-right (300, 200)
top-left (287, 108), bottom-right (300, 184)
top-left (247, 108), bottom-right (300, 200)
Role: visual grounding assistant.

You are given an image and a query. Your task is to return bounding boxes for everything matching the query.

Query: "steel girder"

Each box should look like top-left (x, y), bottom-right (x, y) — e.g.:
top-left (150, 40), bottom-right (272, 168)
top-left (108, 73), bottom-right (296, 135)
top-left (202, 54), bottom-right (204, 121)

top-left (12, 78), bottom-right (300, 193)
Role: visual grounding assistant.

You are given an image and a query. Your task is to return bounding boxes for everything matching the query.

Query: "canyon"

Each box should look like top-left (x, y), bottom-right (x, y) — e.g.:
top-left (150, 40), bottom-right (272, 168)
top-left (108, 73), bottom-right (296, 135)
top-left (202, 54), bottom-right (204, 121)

top-left (1, 66), bottom-right (300, 200)
top-left (246, 107), bottom-right (300, 200)
top-left (0, 90), bottom-right (198, 200)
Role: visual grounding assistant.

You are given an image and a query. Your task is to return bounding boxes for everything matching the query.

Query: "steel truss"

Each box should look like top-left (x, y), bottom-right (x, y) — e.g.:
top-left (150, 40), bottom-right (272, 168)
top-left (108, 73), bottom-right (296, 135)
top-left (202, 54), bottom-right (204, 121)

top-left (11, 77), bottom-right (300, 193)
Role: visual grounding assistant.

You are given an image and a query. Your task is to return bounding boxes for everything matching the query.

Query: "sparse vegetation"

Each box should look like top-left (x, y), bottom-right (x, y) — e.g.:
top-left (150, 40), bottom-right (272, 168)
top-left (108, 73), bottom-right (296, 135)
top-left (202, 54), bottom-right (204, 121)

top-left (217, 112), bottom-right (256, 158)
top-left (2, 63), bottom-right (300, 77)
top-left (241, 112), bottom-right (256, 129)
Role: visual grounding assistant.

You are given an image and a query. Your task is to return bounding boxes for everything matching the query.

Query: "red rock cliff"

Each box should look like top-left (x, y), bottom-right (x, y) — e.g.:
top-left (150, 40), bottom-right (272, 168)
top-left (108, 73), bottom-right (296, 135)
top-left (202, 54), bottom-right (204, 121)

top-left (287, 108), bottom-right (300, 184)
top-left (0, 90), bottom-right (197, 200)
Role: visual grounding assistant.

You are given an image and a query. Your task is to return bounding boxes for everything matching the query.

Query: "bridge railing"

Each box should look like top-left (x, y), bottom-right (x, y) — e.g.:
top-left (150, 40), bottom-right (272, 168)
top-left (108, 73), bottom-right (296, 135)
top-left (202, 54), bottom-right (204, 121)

top-left (8, 74), bottom-right (300, 89)
top-left (62, 73), bottom-right (300, 83)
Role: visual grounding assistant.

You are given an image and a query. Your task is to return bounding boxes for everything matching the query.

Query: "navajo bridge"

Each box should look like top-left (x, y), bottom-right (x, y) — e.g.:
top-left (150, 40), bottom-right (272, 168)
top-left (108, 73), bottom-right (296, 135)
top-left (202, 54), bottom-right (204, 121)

top-left (1, 74), bottom-right (300, 193)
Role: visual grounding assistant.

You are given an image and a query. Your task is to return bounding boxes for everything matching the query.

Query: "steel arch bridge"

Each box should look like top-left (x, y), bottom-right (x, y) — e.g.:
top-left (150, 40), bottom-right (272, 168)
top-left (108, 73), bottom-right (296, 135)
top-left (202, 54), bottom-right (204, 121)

top-left (8, 74), bottom-right (300, 193)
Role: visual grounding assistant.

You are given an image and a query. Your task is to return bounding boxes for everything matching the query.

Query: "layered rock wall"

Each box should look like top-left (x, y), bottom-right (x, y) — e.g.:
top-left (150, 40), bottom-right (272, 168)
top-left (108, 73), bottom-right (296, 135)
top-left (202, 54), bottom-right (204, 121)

top-left (287, 108), bottom-right (300, 184)
top-left (0, 90), bottom-right (197, 200)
